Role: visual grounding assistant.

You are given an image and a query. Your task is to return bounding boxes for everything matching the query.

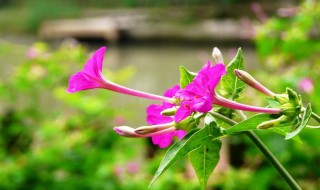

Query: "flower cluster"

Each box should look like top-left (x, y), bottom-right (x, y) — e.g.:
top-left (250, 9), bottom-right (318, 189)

top-left (67, 46), bottom-right (282, 148)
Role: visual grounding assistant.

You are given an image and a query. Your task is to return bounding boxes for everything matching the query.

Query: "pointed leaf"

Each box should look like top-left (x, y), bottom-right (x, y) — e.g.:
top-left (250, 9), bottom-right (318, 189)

top-left (189, 140), bottom-right (221, 189)
top-left (285, 104), bottom-right (312, 139)
top-left (220, 48), bottom-right (245, 100)
top-left (179, 66), bottom-right (196, 89)
top-left (149, 121), bottom-right (223, 187)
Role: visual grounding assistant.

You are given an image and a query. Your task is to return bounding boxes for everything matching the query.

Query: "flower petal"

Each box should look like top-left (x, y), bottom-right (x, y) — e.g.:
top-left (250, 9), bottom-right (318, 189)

top-left (146, 104), bottom-right (173, 125)
top-left (175, 102), bottom-right (194, 122)
top-left (83, 47), bottom-right (107, 78)
top-left (152, 133), bottom-right (174, 148)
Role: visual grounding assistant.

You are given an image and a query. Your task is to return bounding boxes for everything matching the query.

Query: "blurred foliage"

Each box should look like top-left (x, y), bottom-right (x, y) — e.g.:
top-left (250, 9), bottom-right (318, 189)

top-left (254, 0), bottom-right (320, 112)
top-left (0, 1), bottom-right (80, 33)
top-left (255, 0), bottom-right (320, 64)
top-left (243, 1), bottom-right (320, 189)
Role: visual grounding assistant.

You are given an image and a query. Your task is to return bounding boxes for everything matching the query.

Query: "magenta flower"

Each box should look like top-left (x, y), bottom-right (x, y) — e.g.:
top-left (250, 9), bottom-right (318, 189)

top-left (175, 62), bottom-right (226, 122)
top-left (146, 85), bottom-right (180, 124)
top-left (146, 85), bottom-right (187, 148)
top-left (67, 46), bottom-right (174, 103)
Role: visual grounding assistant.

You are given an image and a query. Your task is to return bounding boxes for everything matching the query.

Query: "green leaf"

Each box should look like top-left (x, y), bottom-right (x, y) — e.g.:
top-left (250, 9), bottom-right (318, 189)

top-left (189, 139), bottom-right (221, 190)
top-left (149, 121), bottom-right (223, 187)
top-left (285, 104), bottom-right (312, 139)
top-left (179, 66), bottom-right (196, 89)
top-left (225, 114), bottom-right (276, 134)
top-left (220, 48), bottom-right (245, 100)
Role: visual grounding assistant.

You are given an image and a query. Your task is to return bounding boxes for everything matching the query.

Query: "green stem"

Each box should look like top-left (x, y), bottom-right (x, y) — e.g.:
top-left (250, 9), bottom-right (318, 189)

top-left (208, 111), bottom-right (301, 190)
top-left (245, 131), bottom-right (301, 190)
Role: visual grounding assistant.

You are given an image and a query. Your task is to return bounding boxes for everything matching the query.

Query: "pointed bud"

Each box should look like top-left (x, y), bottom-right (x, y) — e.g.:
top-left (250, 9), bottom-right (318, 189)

top-left (161, 107), bottom-right (177, 116)
top-left (113, 126), bottom-right (141, 137)
top-left (286, 88), bottom-right (301, 107)
top-left (234, 69), bottom-right (275, 97)
top-left (134, 122), bottom-right (175, 135)
top-left (257, 115), bottom-right (287, 129)
top-left (212, 47), bottom-right (224, 63)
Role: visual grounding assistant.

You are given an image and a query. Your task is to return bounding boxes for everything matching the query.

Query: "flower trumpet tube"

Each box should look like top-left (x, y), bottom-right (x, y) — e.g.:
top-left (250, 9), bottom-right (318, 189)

top-left (234, 69), bottom-right (275, 97)
top-left (214, 94), bottom-right (281, 114)
top-left (67, 47), bottom-right (175, 103)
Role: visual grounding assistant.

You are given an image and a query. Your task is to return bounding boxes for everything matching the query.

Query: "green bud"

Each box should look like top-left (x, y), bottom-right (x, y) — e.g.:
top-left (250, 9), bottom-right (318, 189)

top-left (287, 88), bottom-right (301, 108)
top-left (274, 94), bottom-right (288, 105)
top-left (160, 107), bottom-right (177, 116)
top-left (273, 89), bottom-right (302, 117)
top-left (175, 116), bottom-right (199, 131)
top-left (257, 115), bottom-right (287, 129)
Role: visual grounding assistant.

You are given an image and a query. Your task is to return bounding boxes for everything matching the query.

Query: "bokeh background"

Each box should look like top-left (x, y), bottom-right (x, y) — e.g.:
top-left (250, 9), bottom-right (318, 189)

top-left (0, 0), bottom-right (319, 189)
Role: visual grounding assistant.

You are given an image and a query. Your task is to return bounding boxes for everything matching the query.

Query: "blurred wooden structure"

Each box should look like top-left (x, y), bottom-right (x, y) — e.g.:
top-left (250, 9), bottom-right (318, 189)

top-left (39, 15), bottom-right (252, 42)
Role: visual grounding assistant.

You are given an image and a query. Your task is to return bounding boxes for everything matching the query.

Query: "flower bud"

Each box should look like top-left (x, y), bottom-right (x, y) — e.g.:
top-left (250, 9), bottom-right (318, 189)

top-left (257, 115), bottom-right (287, 129)
top-left (273, 89), bottom-right (302, 117)
top-left (160, 107), bottom-right (177, 116)
top-left (114, 126), bottom-right (140, 137)
top-left (274, 94), bottom-right (288, 105)
top-left (234, 69), bottom-right (275, 97)
top-left (212, 47), bottom-right (224, 63)
top-left (287, 88), bottom-right (301, 107)
top-left (134, 122), bottom-right (175, 135)
top-left (175, 115), bottom-right (199, 131)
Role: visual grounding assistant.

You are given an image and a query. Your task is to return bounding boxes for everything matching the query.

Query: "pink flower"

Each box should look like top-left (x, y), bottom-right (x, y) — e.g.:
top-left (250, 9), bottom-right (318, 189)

top-left (175, 62), bottom-right (226, 122)
top-left (146, 85), bottom-right (187, 148)
top-left (127, 162), bottom-right (139, 174)
top-left (67, 47), bottom-right (174, 103)
top-left (299, 78), bottom-right (314, 93)
top-left (27, 47), bottom-right (38, 59)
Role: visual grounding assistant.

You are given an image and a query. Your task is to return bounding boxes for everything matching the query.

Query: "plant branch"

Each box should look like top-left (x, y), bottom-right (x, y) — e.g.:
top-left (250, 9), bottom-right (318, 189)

top-left (208, 111), bottom-right (301, 190)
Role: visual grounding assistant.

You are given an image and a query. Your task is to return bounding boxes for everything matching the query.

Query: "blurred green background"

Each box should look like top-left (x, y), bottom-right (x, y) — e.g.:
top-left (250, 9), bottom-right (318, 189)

top-left (0, 0), bottom-right (319, 189)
